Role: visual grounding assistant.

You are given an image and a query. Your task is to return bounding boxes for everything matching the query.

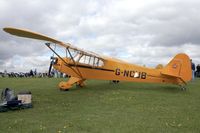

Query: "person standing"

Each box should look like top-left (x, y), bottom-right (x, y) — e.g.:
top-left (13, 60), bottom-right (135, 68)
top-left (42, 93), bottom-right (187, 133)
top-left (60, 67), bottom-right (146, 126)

top-left (191, 59), bottom-right (195, 80)
top-left (196, 64), bottom-right (200, 77)
top-left (30, 69), bottom-right (34, 77)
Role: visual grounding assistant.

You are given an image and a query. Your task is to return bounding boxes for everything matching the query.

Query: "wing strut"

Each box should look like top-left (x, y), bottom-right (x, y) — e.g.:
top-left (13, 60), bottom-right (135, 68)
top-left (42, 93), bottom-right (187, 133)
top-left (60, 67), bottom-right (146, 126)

top-left (66, 48), bottom-right (83, 78)
top-left (45, 43), bottom-right (82, 78)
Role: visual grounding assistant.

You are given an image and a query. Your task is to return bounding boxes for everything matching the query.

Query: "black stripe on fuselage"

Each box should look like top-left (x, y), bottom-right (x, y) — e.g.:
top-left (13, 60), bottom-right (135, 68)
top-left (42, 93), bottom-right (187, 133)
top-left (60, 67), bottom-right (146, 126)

top-left (65, 64), bottom-right (114, 72)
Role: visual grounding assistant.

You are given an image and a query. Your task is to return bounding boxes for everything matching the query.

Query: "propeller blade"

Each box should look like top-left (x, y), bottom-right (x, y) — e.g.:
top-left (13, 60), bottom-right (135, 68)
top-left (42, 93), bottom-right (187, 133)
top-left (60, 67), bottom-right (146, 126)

top-left (48, 61), bottom-right (53, 77)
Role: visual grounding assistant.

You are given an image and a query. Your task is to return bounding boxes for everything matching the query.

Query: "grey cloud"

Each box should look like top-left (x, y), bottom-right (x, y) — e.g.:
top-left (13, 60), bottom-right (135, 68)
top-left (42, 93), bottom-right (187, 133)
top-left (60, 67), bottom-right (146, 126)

top-left (133, 1), bottom-right (200, 46)
top-left (77, 0), bottom-right (200, 46)
top-left (0, 0), bottom-right (200, 72)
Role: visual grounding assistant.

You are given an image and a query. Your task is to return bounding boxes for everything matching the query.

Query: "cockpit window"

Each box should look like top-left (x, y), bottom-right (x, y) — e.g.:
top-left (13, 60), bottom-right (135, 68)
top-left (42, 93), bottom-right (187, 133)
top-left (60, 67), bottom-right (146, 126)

top-left (79, 55), bottom-right (85, 63)
top-left (67, 48), bottom-right (104, 67)
top-left (69, 49), bottom-right (78, 58)
top-left (89, 56), bottom-right (94, 66)
top-left (78, 55), bottom-right (104, 67)
top-left (73, 53), bottom-right (81, 62)
top-left (85, 56), bottom-right (90, 64)
top-left (99, 60), bottom-right (104, 67)
top-left (93, 57), bottom-right (98, 67)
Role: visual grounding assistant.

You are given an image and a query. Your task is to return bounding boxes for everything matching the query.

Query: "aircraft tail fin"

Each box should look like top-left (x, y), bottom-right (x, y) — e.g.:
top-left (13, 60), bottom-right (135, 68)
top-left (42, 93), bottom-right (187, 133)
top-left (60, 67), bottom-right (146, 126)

top-left (161, 53), bottom-right (192, 84)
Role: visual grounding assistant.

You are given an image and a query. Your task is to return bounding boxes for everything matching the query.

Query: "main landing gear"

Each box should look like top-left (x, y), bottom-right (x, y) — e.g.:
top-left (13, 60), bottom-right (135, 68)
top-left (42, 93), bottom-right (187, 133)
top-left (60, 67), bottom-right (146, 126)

top-left (59, 77), bottom-right (85, 91)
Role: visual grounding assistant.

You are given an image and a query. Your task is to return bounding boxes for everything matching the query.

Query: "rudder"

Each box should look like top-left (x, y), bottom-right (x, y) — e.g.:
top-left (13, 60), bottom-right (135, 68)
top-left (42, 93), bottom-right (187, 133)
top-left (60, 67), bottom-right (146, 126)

top-left (161, 53), bottom-right (192, 84)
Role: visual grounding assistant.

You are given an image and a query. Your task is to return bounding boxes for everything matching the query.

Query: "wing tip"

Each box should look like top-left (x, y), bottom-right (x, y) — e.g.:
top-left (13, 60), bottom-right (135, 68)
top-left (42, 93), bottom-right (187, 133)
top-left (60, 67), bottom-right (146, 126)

top-left (3, 27), bottom-right (10, 33)
top-left (3, 27), bottom-right (20, 34)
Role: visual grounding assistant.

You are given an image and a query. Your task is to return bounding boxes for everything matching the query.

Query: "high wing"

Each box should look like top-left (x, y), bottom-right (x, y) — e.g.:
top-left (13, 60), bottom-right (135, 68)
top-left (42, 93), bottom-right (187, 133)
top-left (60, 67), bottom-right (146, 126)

top-left (4, 27), bottom-right (63, 44)
top-left (3, 27), bottom-right (103, 59)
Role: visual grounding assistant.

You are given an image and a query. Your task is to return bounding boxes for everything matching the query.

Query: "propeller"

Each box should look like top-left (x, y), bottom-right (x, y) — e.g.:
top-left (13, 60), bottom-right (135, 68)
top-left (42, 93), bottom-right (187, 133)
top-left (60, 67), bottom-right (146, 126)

top-left (48, 43), bottom-right (57, 77)
top-left (48, 57), bottom-right (54, 77)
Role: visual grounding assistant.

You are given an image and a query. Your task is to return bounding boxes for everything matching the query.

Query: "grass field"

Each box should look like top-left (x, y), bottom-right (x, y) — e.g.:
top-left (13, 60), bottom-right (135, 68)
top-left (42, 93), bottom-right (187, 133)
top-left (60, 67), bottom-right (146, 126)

top-left (0, 78), bottom-right (199, 133)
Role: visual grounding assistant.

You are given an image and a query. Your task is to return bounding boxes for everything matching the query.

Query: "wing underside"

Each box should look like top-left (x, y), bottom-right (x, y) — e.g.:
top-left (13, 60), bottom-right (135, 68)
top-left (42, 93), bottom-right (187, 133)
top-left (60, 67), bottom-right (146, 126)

top-left (3, 27), bottom-right (102, 59)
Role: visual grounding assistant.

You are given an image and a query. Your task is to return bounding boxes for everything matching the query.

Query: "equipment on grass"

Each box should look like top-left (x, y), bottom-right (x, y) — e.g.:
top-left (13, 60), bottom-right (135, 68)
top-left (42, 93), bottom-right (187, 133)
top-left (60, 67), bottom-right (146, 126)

top-left (0, 88), bottom-right (32, 112)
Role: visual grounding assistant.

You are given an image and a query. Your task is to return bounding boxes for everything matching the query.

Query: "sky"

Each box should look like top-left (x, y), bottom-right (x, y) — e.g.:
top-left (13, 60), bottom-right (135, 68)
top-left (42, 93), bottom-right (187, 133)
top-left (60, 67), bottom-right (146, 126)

top-left (0, 0), bottom-right (200, 72)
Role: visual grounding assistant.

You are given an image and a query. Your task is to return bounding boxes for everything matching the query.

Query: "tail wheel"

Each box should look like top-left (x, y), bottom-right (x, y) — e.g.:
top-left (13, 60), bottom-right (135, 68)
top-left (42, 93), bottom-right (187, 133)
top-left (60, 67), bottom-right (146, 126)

top-left (179, 85), bottom-right (187, 91)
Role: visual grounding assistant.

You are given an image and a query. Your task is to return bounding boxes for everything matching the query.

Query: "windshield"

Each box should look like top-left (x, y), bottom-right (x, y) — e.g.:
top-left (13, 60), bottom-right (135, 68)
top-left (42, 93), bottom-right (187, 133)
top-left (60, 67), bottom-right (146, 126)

top-left (68, 48), bottom-right (104, 67)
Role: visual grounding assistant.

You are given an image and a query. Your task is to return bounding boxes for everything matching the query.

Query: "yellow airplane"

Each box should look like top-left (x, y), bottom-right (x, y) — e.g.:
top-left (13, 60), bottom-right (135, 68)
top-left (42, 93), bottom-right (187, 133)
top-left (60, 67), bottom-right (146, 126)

top-left (3, 27), bottom-right (192, 91)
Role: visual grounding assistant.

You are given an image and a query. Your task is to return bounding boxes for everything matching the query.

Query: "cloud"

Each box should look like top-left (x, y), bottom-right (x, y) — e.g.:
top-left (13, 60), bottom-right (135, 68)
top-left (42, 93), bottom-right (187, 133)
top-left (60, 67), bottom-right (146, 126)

top-left (136, 1), bottom-right (200, 46)
top-left (0, 0), bottom-right (200, 72)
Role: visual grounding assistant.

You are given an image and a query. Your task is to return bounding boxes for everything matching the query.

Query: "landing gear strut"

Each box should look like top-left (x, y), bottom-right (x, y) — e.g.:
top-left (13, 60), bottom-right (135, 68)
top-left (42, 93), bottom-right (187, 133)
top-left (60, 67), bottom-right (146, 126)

top-left (59, 77), bottom-right (85, 91)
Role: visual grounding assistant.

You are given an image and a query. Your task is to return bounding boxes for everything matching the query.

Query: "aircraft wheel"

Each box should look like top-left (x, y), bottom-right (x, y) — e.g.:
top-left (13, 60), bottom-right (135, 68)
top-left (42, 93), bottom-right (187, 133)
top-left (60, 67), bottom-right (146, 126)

top-left (178, 84), bottom-right (187, 91)
top-left (180, 86), bottom-right (186, 91)
top-left (76, 81), bottom-right (85, 88)
top-left (112, 80), bottom-right (119, 84)
top-left (60, 88), bottom-right (69, 91)
top-left (76, 84), bottom-right (83, 88)
top-left (76, 84), bottom-right (80, 88)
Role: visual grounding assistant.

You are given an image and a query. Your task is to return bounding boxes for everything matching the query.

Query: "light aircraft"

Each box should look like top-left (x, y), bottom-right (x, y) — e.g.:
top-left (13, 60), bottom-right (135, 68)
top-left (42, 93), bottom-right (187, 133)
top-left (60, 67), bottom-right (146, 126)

top-left (3, 27), bottom-right (192, 90)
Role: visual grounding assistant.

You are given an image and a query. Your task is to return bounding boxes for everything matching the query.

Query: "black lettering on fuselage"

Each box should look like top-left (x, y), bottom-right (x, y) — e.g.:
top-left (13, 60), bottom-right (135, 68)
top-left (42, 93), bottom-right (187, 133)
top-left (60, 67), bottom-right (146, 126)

top-left (115, 68), bottom-right (147, 79)
top-left (141, 72), bottom-right (147, 79)
top-left (130, 71), bottom-right (135, 77)
top-left (115, 68), bottom-right (121, 75)
top-left (124, 70), bottom-right (129, 77)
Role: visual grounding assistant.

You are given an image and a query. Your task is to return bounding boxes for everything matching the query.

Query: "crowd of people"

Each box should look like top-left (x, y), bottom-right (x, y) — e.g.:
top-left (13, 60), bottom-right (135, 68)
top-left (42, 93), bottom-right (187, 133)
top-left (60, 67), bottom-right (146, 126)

top-left (191, 59), bottom-right (200, 80)
top-left (195, 64), bottom-right (200, 77)
top-left (0, 69), bottom-right (69, 78)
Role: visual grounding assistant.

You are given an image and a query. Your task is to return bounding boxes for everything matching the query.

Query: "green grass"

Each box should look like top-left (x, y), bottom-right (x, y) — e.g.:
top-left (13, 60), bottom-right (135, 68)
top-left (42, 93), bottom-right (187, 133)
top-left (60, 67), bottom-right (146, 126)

top-left (0, 78), bottom-right (200, 133)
